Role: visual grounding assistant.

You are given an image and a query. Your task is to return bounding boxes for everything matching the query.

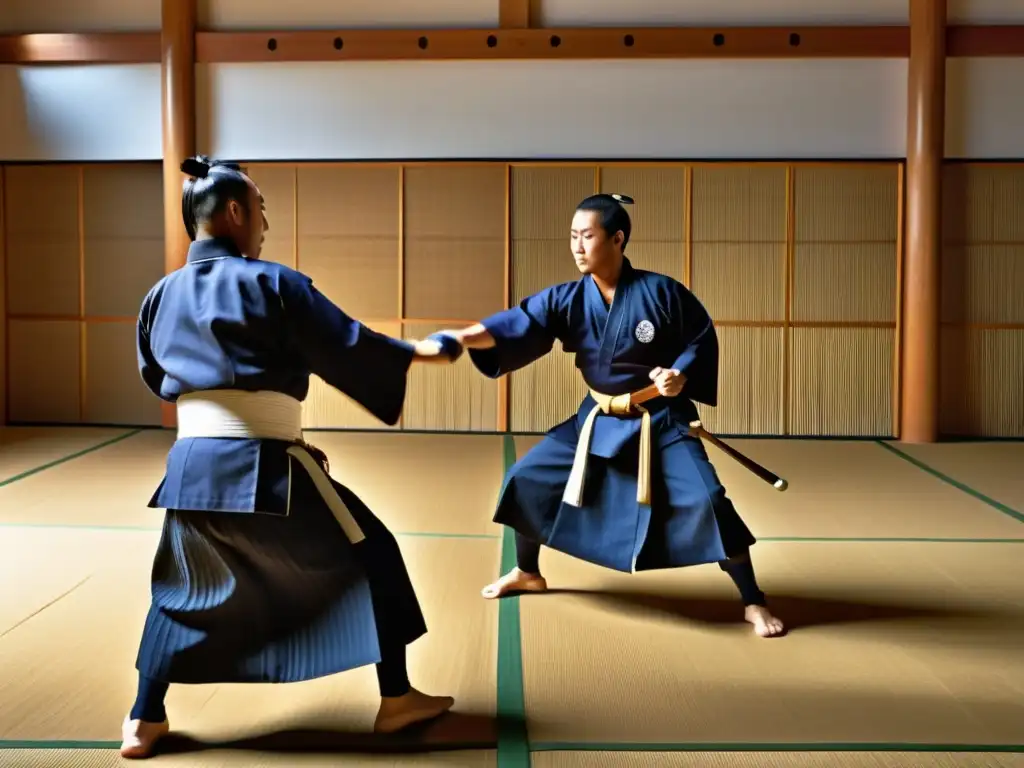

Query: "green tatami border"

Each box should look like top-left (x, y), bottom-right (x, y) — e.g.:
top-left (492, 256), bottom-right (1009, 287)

top-left (876, 440), bottom-right (1024, 524)
top-left (529, 742), bottom-right (1024, 753)
top-left (0, 429), bottom-right (142, 487)
top-left (496, 434), bottom-right (530, 767)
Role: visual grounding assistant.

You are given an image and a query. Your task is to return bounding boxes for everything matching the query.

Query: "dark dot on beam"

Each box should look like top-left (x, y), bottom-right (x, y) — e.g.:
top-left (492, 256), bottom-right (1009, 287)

top-left (333, 37), bottom-right (343, 50)
top-left (624, 34), bottom-right (634, 47)
top-left (789, 33), bottom-right (801, 46)
top-left (267, 38), bottom-right (277, 51)
top-left (418, 36), bottom-right (429, 49)
top-left (550, 35), bottom-right (561, 47)
top-left (487, 35), bottom-right (497, 48)
top-left (713, 33), bottom-right (725, 47)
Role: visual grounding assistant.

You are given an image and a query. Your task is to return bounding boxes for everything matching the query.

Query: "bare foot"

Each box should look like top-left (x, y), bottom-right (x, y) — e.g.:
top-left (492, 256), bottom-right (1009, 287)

top-left (745, 604), bottom-right (785, 637)
top-left (119, 717), bottom-right (169, 759)
top-left (480, 567), bottom-right (548, 600)
top-left (374, 688), bottom-right (455, 733)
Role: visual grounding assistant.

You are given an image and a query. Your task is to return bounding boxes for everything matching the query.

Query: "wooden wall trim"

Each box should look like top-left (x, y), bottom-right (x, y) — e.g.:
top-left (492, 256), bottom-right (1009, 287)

top-left (892, 162), bottom-right (905, 440)
top-left (194, 26), bottom-right (909, 62)
top-left (0, 32), bottom-right (159, 63)
top-left (783, 165), bottom-right (795, 436)
top-left (498, 163), bottom-right (511, 432)
top-left (947, 24), bottom-right (1024, 56)
top-left (76, 167), bottom-right (87, 423)
top-left (2, 26), bottom-right (1023, 64)
top-left (0, 166), bottom-right (6, 426)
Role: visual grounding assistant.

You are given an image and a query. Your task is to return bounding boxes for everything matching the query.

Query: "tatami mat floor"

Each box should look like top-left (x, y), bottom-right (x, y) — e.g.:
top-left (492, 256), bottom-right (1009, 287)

top-left (0, 427), bottom-right (1022, 768)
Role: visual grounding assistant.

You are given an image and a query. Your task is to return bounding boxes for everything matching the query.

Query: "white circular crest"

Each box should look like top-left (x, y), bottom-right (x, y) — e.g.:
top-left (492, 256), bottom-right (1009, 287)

top-left (635, 320), bottom-right (655, 343)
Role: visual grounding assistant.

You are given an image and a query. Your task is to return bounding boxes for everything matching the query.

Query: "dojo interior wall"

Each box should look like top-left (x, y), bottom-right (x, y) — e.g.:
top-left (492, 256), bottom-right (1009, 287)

top-left (1, 159), bottom-right (1022, 437)
top-left (1, 163), bottom-right (165, 427)
top-left (940, 163), bottom-right (1024, 437)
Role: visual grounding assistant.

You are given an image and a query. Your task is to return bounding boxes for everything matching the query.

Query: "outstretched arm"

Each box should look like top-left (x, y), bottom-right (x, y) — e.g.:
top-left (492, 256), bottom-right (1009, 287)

top-left (281, 273), bottom-right (457, 425)
top-left (447, 323), bottom-right (496, 350)
top-left (438, 286), bottom-right (569, 379)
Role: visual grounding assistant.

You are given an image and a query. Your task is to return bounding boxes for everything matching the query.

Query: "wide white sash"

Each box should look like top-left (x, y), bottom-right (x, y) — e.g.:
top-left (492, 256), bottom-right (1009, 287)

top-left (176, 389), bottom-right (303, 441)
top-left (175, 389), bottom-right (365, 543)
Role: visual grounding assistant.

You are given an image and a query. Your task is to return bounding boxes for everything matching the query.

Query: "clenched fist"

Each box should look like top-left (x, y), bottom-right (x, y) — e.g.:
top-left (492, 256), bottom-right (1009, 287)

top-left (648, 366), bottom-right (685, 397)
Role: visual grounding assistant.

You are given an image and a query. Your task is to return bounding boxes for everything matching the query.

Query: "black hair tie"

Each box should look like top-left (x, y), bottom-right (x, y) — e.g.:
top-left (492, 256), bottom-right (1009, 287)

top-left (180, 156), bottom-right (210, 178)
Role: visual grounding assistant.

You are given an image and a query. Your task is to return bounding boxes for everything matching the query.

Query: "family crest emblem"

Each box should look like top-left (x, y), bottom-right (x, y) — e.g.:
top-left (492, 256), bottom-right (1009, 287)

top-left (634, 320), bottom-right (655, 343)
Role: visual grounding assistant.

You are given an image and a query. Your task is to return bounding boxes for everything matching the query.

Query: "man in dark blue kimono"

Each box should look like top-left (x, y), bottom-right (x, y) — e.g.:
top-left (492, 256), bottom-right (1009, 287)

top-left (443, 193), bottom-right (785, 640)
top-left (121, 156), bottom-right (462, 759)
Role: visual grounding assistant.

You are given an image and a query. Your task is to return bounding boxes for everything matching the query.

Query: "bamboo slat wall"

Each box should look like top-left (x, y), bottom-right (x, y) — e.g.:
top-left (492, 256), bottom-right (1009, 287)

top-left (1, 160), bottom-right (1021, 437)
top-left (941, 163), bottom-right (1024, 437)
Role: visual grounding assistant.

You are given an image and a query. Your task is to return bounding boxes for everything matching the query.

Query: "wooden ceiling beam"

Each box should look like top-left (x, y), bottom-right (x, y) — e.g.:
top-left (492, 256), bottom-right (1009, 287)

top-left (947, 24), bottom-right (1024, 56)
top-left (194, 26), bottom-right (911, 62)
top-left (0, 32), bottom-right (159, 63)
top-left (1, 25), bottom-right (1022, 65)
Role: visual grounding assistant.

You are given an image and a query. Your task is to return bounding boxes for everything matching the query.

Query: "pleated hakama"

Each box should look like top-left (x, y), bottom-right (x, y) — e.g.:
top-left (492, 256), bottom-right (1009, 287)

top-left (135, 469), bottom-right (426, 685)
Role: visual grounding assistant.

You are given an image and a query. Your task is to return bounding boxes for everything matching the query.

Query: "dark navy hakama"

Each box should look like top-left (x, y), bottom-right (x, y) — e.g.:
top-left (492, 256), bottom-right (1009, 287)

top-left (470, 258), bottom-right (757, 574)
top-left (136, 455), bottom-right (426, 684)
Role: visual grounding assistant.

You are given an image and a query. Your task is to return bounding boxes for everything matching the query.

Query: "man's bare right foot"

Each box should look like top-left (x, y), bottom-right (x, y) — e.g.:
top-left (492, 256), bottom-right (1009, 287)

top-left (119, 717), bottom-right (169, 759)
top-left (374, 688), bottom-right (455, 733)
top-left (481, 567), bottom-right (547, 600)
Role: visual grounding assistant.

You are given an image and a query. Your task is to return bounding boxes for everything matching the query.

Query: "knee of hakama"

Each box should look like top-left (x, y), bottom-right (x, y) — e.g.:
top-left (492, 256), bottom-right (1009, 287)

top-left (651, 440), bottom-right (757, 563)
top-left (493, 437), bottom-right (577, 539)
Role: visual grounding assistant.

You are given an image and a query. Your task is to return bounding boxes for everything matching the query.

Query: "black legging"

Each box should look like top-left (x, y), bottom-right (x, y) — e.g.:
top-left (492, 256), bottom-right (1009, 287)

top-left (130, 640), bottom-right (409, 724)
top-left (514, 531), bottom-right (766, 606)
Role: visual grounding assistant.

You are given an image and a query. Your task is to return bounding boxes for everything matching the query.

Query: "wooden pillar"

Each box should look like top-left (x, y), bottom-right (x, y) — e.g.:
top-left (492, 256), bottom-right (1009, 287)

top-left (900, 0), bottom-right (946, 443)
top-left (160, 0), bottom-right (196, 428)
top-left (499, 0), bottom-right (533, 29)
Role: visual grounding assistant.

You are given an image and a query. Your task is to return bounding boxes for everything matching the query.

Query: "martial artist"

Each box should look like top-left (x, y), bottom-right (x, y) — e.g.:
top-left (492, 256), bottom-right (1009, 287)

top-left (121, 156), bottom-right (462, 759)
top-left (443, 193), bottom-right (785, 639)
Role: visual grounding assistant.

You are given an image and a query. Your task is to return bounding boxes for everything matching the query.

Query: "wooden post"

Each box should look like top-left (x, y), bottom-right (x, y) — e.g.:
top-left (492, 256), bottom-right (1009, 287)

top-left (900, 0), bottom-right (945, 443)
top-left (499, 0), bottom-right (532, 29)
top-left (160, 0), bottom-right (196, 428)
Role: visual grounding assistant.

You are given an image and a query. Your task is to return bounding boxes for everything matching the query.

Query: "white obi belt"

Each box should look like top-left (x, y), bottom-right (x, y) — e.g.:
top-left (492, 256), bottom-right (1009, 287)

top-left (175, 389), bottom-right (365, 543)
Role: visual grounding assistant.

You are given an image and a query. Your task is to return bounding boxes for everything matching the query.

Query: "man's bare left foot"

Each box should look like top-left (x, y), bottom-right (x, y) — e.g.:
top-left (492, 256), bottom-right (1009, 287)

top-left (745, 604), bottom-right (785, 637)
top-left (481, 567), bottom-right (547, 600)
top-left (374, 688), bottom-right (455, 733)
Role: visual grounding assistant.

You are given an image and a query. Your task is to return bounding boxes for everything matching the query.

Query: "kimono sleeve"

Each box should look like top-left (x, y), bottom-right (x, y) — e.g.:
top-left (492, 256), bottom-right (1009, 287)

top-left (279, 270), bottom-right (416, 426)
top-left (669, 282), bottom-right (720, 408)
top-left (136, 289), bottom-right (169, 401)
top-left (468, 284), bottom-right (571, 378)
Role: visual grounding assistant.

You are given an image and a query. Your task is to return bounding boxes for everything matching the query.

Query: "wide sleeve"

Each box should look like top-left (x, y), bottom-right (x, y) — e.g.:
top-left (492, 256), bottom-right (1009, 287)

top-left (136, 292), bottom-right (169, 401)
top-left (467, 285), bottom-right (569, 379)
top-left (669, 282), bottom-right (719, 408)
top-left (279, 271), bottom-right (416, 426)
